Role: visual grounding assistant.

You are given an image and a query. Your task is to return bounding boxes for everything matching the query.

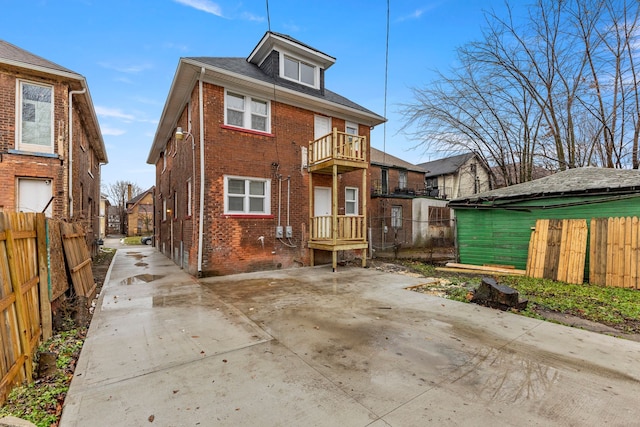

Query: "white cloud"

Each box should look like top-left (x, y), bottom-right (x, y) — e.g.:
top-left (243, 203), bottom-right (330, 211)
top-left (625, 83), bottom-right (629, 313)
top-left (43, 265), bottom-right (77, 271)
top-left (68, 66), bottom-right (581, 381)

top-left (98, 62), bottom-right (153, 74)
top-left (396, 3), bottom-right (440, 23)
top-left (241, 12), bottom-right (264, 22)
top-left (101, 125), bottom-right (126, 136)
top-left (174, 0), bottom-right (223, 16)
top-left (95, 106), bottom-right (136, 121)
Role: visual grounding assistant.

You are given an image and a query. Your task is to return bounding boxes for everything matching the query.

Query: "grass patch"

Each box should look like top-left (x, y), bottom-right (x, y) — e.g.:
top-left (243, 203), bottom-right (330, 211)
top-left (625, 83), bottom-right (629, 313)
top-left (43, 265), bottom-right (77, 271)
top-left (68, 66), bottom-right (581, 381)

top-left (121, 236), bottom-right (151, 245)
top-left (0, 328), bottom-right (86, 427)
top-left (403, 259), bottom-right (640, 335)
top-left (501, 276), bottom-right (640, 333)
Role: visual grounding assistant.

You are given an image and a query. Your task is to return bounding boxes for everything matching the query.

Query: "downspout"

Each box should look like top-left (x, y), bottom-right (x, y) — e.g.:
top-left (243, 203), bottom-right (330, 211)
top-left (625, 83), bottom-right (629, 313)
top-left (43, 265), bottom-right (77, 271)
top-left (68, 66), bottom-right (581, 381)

top-left (68, 88), bottom-right (86, 218)
top-left (197, 67), bottom-right (205, 276)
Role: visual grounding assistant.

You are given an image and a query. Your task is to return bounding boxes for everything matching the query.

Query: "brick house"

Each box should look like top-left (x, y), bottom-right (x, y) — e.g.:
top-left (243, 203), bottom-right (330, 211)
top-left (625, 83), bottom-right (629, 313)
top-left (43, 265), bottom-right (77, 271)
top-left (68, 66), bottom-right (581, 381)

top-left (369, 148), bottom-right (450, 250)
top-left (126, 186), bottom-right (154, 237)
top-left (0, 40), bottom-right (107, 251)
top-left (148, 31), bottom-right (384, 276)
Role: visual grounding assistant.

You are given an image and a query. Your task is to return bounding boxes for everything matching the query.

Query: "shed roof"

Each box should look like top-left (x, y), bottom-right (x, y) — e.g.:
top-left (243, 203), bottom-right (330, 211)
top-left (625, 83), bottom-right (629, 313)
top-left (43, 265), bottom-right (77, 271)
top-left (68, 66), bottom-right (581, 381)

top-left (450, 167), bottom-right (640, 206)
top-left (370, 148), bottom-right (426, 172)
top-left (418, 153), bottom-right (476, 177)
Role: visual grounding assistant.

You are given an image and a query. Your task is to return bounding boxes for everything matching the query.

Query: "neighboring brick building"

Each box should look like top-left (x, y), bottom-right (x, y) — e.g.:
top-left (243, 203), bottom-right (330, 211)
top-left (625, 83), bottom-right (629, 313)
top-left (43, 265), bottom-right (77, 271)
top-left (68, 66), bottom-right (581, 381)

top-left (126, 186), bottom-right (154, 236)
top-left (0, 40), bottom-right (107, 252)
top-left (148, 31), bottom-right (384, 276)
top-left (369, 148), bottom-right (450, 250)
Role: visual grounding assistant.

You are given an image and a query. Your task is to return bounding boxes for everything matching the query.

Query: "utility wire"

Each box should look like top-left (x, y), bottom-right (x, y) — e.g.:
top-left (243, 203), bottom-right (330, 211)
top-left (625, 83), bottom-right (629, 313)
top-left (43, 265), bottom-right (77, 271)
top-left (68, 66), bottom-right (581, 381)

top-left (383, 0), bottom-right (390, 165)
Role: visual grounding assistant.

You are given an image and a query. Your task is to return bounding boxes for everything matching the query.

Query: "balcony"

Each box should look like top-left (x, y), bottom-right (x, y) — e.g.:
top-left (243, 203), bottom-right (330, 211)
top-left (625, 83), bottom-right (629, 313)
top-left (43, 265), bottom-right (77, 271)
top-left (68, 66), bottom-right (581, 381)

top-left (371, 180), bottom-right (450, 199)
top-left (308, 129), bottom-right (368, 174)
top-left (308, 215), bottom-right (368, 251)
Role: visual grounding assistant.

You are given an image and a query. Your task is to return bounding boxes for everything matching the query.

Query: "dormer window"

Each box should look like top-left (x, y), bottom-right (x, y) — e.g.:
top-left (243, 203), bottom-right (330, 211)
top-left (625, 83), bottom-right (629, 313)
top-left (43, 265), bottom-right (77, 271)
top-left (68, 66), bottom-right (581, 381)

top-left (282, 54), bottom-right (317, 88)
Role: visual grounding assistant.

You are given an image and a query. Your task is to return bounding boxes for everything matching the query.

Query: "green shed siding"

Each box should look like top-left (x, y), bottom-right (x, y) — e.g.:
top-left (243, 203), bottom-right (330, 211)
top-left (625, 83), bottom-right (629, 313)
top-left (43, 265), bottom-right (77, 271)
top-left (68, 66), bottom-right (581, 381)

top-left (454, 195), bottom-right (640, 271)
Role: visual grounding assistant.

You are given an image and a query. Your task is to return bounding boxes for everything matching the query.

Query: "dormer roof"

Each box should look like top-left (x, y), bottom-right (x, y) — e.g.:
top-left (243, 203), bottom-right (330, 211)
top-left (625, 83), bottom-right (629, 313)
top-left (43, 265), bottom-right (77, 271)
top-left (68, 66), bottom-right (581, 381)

top-left (248, 31), bottom-right (336, 70)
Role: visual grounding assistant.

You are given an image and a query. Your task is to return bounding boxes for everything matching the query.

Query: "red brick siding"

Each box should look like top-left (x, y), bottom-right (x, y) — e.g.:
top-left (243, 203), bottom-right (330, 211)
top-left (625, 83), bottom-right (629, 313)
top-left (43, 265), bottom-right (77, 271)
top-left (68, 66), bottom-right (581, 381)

top-left (0, 64), bottom-right (103, 252)
top-left (156, 82), bottom-right (372, 275)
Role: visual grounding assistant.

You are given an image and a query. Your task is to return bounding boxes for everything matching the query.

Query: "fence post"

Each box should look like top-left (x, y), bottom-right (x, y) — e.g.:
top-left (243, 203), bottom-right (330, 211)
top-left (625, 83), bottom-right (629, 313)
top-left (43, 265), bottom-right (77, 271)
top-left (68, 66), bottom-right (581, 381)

top-left (36, 214), bottom-right (52, 340)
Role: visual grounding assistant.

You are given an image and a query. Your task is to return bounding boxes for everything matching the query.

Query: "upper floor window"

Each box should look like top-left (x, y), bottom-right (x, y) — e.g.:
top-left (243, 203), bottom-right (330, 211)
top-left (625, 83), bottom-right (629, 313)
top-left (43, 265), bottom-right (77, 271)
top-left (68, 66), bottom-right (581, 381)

top-left (398, 170), bottom-right (407, 190)
top-left (282, 55), bottom-right (317, 88)
top-left (225, 91), bottom-right (270, 133)
top-left (224, 175), bottom-right (271, 215)
top-left (18, 81), bottom-right (53, 153)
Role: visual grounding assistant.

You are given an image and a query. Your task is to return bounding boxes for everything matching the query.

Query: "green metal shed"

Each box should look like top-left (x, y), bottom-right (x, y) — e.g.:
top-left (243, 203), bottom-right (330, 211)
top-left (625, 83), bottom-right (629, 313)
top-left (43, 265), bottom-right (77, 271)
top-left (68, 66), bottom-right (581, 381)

top-left (448, 167), bottom-right (640, 272)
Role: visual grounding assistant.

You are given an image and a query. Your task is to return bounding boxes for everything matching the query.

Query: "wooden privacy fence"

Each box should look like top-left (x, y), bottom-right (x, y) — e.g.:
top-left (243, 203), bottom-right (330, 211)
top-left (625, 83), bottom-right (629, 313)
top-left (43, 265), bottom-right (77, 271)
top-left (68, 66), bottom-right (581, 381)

top-left (526, 217), bottom-right (640, 288)
top-left (526, 219), bottom-right (588, 284)
top-left (590, 217), bottom-right (640, 289)
top-left (0, 213), bottom-right (96, 405)
top-left (0, 213), bottom-right (46, 403)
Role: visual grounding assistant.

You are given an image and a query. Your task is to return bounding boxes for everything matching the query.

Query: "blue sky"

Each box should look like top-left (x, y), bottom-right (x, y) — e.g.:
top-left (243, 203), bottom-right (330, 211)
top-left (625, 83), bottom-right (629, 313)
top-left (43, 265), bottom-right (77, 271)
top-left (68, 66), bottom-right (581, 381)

top-left (2, 0), bottom-right (518, 193)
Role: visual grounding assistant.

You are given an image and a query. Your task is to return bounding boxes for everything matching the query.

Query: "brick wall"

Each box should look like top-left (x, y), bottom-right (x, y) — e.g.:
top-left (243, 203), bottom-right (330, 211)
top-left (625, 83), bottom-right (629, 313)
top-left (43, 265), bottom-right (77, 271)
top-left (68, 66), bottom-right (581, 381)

top-left (155, 82), bottom-right (373, 276)
top-left (0, 64), bottom-right (103, 253)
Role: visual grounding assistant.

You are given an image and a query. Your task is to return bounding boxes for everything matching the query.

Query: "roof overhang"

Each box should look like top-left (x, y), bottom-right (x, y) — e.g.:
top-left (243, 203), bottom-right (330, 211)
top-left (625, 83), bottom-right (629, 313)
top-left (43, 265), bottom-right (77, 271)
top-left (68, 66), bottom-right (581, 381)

top-left (247, 32), bottom-right (336, 70)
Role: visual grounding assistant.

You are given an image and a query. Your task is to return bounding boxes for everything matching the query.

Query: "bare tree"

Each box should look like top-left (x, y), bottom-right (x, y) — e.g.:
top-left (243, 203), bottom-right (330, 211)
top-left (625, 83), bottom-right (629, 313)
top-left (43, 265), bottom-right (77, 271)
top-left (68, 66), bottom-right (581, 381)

top-left (103, 180), bottom-right (142, 235)
top-left (400, 0), bottom-right (640, 186)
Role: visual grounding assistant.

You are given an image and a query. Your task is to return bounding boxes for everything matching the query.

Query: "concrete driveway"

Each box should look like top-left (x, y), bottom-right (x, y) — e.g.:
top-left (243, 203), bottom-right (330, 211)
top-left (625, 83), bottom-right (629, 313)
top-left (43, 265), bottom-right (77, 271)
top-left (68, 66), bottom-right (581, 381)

top-left (61, 246), bottom-right (640, 426)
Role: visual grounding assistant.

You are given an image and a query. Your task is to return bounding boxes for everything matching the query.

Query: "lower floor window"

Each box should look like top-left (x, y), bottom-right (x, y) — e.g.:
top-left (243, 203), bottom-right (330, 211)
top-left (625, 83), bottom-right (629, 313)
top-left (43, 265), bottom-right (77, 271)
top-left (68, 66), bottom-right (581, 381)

top-left (391, 205), bottom-right (403, 229)
top-left (224, 175), bottom-right (271, 215)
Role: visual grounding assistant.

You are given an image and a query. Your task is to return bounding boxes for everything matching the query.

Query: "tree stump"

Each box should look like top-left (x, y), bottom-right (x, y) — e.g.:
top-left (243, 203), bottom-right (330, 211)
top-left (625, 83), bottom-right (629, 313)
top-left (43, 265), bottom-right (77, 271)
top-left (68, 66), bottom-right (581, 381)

top-left (471, 277), bottom-right (528, 310)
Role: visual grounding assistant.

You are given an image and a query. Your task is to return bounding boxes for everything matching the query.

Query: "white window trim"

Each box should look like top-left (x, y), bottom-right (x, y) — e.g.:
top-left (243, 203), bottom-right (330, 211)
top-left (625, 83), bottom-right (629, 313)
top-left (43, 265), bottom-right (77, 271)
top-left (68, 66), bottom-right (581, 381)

top-left (345, 187), bottom-right (358, 216)
top-left (224, 175), bottom-right (271, 215)
top-left (345, 121), bottom-right (358, 135)
top-left (224, 89), bottom-right (271, 133)
top-left (16, 80), bottom-right (54, 153)
top-left (391, 205), bottom-right (403, 229)
top-left (279, 51), bottom-right (319, 89)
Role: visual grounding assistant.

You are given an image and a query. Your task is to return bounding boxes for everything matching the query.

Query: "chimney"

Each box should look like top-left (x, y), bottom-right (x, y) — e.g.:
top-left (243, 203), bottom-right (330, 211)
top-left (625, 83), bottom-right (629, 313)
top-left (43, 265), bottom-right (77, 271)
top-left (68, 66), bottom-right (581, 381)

top-left (127, 184), bottom-right (132, 201)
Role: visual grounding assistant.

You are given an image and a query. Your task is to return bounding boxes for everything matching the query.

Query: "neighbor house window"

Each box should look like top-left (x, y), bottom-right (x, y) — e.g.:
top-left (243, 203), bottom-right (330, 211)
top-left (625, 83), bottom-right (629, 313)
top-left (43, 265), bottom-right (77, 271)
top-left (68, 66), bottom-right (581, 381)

top-left (225, 91), bottom-right (270, 133)
top-left (398, 170), bottom-right (407, 190)
top-left (391, 205), bottom-right (403, 229)
top-left (224, 176), bottom-right (271, 215)
top-left (162, 198), bottom-right (167, 221)
top-left (282, 55), bottom-right (317, 87)
top-left (18, 81), bottom-right (53, 152)
top-left (345, 187), bottom-right (358, 215)
top-left (429, 206), bottom-right (451, 227)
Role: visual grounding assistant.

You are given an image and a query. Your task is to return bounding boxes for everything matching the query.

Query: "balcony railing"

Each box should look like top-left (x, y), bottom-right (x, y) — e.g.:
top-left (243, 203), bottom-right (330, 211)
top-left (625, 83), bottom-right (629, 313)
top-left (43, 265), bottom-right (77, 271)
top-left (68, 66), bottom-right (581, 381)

top-left (371, 180), bottom-right (450, 199)
top-left (309, 128), bottom-right (367, 165)
top-left (310, 215), bottom-right (366, 241)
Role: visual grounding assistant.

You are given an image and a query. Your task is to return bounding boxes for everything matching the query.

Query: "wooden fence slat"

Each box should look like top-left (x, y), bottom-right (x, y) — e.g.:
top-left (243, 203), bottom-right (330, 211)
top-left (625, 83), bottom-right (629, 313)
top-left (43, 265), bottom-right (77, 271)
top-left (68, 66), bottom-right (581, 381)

top-left (60, 222), bottom-right (96, 304)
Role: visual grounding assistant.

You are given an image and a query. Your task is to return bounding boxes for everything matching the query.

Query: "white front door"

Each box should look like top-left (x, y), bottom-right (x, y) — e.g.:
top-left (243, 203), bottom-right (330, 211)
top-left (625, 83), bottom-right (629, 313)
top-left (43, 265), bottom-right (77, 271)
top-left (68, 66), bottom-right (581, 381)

top-left (314, 187), bottom-right (331, 238)
top-left (18, 178), bottom-right (53, 216)
top-left (314, 115), bottom-right (331, 139)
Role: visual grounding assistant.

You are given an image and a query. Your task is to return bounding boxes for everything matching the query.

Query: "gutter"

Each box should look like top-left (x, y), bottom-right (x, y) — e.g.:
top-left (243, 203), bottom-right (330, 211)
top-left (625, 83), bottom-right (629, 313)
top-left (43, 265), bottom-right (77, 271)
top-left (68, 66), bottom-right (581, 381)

top-left (68, 88), bottom-right (86, 218)
top-left (197, 67), bottom-right (205, 276)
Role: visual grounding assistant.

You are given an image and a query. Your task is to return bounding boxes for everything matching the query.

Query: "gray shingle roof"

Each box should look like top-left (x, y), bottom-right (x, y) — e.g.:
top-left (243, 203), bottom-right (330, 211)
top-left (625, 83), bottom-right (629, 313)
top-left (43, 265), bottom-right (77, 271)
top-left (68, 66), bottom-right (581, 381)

top-left (187, 57), bottom-right (379, 117)
top-left (418, 153), bottom-right (475, 177)
top-left (370, 148), bottom-right (426, 172)
top-left (0, 39), bottom-right (78, 75)
top-left (451, 167), bottom-right (640, 205)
